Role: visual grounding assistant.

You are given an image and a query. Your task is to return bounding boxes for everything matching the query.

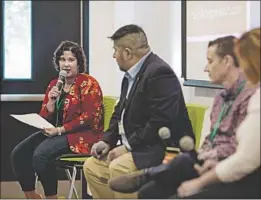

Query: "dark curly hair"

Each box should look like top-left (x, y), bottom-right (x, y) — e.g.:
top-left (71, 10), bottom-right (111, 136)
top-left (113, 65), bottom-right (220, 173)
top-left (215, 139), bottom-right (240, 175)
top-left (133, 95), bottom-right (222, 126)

top-left (53, 40), bottom-right (87, 73)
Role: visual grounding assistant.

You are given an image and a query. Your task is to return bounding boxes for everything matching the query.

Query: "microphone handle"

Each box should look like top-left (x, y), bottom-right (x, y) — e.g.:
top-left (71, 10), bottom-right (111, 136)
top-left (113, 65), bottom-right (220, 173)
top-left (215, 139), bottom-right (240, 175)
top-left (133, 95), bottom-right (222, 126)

top-left (51, 80), bottom-right (64, 100)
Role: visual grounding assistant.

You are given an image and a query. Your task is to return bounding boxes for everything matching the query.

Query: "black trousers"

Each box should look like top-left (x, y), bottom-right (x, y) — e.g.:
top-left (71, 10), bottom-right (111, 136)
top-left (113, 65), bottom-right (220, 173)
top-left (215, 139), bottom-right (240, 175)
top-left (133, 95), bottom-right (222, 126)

top-left (139, 153), bottom-right (199, 199)
top-left (139, 153), bottom-right (260, 199)
top-left (177, 169), bottom-right (261, 199)
top-left (11, 131), bottom-right (70, 196)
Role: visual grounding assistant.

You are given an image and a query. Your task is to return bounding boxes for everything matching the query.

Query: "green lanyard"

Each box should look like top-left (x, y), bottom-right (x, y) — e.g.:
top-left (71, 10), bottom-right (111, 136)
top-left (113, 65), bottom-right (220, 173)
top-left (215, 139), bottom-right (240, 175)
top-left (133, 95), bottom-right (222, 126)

top-left (56, 96), bottom-right (64, 111)
top-left (209, 81), bottom-right (246, 141)
top-left (55, 93), bottom-right (66, 127)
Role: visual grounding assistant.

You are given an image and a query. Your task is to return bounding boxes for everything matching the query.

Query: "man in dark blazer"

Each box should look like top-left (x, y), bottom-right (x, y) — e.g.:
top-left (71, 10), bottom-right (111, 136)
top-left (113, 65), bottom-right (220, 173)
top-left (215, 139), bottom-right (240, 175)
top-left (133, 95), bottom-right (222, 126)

top-left (83, 24), bottom-right (194, 199)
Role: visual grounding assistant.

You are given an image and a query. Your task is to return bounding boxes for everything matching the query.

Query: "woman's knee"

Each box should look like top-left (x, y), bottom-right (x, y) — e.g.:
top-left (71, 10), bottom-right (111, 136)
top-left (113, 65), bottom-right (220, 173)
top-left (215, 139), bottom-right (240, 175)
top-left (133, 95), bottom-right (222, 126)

top-left (11, 132), bottom-right (44, 164)
top-left (11, 142), bottom-right (26, 165)
top-left (11, 145), bottom-right (19, 162)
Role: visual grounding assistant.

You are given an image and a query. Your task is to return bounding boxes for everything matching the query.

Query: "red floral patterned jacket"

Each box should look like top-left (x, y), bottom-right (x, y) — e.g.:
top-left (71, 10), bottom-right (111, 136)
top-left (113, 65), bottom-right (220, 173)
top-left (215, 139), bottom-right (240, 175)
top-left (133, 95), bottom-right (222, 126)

top-left (39, 73), bottom-right (104, 154)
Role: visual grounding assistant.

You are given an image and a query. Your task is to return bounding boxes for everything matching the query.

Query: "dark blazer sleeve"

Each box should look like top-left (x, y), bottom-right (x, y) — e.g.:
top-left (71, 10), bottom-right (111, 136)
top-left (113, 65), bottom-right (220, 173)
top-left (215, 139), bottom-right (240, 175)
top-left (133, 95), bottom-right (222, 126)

top-left (102, 101), bottom-right (121, 147)
top-left (128, 67), bottom-right (182, 149)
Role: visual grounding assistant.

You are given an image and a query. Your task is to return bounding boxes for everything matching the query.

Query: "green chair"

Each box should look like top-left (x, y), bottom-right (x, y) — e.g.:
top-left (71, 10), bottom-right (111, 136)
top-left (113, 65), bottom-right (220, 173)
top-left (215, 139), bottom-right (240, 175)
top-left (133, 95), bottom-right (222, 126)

top-left (163, 103), bottom-right (208, 163)
top-left (186, 103), bottom-right (208, 149)
top-left (103, 96), bottom-right (117, 131)
top-left (50, 96), bottom-right (117, 199)
top-left (58, 101), bottom-right (207, 198)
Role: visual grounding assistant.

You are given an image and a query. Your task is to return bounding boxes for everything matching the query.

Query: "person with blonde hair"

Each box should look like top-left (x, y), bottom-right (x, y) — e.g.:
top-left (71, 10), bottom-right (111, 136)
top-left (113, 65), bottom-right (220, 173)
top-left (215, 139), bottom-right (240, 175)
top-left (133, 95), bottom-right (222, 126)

top-left (177, 27), bottom-right (260, 198)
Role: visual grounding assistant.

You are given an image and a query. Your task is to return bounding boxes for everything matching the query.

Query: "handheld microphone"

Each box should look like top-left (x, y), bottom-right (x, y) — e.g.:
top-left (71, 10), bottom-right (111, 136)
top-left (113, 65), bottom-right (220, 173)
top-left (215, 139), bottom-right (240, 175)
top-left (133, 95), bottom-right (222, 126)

top-left (179, 136), bottom-right (195, 151)
top-left (158, 127), bottom-right (172, 146)
top-left (179, 136), bottom-right (203, 165)
top-left (158, 127), bottom-right (180, 152)
top-left (51, 70), bottom-right (67, 100)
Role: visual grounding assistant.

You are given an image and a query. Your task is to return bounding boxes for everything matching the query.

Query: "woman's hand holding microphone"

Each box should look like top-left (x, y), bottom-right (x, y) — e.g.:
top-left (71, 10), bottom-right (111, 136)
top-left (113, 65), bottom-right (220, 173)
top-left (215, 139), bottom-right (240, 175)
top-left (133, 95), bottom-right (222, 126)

top-left (43, 86), bottom-right (63, 137)
top-left (46, 86), bottom-right (61, 113)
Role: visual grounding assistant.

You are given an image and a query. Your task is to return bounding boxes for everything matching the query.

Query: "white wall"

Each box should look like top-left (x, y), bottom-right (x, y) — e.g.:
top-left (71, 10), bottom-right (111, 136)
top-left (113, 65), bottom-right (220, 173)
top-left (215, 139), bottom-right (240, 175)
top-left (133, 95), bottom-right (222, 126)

top-left (89, 1), bottom-right (218, 145)
top-left (89, 1), bottom-right (180, 96)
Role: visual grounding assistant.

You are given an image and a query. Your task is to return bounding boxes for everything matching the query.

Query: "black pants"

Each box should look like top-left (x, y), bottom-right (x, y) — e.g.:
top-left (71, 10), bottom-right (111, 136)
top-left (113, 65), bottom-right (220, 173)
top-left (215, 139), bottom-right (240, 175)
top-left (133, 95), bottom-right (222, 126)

top-left (176, 169), bottom-right (261, 199)
top-left (11, 131), bottom-right (70, 196)
top-left (139, 153), bottom-right (260, 199)
top-left (139, 153), bottom-right (199, 199)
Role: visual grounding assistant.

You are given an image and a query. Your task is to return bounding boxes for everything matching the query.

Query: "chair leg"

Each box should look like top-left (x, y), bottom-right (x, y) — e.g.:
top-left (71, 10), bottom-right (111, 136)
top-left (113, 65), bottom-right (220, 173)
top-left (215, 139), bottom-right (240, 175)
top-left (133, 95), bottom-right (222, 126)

top-left (65, 167), bottom-right (79, 199)
top-left (35, 174), bottom-right (38, 185)
top-left (35, 174), bottom-right (40, 192)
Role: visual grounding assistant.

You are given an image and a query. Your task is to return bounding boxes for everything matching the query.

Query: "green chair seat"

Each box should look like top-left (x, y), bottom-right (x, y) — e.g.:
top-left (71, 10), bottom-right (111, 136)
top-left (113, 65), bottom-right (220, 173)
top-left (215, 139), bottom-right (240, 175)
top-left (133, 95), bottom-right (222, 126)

top-left (60, 157), bottom-right (89, 163)
top-left (56, 154), bottom-right (91, 167)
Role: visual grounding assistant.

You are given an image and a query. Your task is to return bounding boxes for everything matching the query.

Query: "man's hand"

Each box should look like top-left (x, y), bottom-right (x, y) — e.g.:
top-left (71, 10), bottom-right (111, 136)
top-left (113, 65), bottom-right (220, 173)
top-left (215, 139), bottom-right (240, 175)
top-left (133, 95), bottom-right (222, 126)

top-left (177, 178), bottom-right (203, 197)
top-left (194, 159), bottom-right (218, 175)
top-left (107, 145), bottom-right (128, 163)
top-left (91, 141), bottom-right (110, 159)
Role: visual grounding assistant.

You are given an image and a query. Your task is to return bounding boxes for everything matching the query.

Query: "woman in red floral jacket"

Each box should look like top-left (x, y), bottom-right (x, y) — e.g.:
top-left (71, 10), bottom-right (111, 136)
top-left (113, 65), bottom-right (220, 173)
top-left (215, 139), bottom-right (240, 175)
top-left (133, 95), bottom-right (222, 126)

top-left (11, 40), bottom-right (104, 199)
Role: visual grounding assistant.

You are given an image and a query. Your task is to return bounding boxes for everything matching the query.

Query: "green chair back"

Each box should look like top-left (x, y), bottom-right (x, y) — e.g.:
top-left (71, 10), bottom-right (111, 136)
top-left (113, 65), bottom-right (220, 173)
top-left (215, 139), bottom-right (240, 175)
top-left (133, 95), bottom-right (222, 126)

top-left (103, 96), bottom-right (117, 131)
top-left (186, 103), bottom-right (208, 149)
top-left (58, 96), bottom-right (117, 163)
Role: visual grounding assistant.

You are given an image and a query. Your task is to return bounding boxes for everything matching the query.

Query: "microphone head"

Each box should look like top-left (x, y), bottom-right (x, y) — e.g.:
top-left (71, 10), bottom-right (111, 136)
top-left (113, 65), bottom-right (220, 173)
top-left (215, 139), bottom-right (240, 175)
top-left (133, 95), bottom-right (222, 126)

top-left (59, 70), bottom-right (67, 80)
top-left (179, 136), bottom-right (195, 151)
top-left (158, 127), bottom-right (171, 140)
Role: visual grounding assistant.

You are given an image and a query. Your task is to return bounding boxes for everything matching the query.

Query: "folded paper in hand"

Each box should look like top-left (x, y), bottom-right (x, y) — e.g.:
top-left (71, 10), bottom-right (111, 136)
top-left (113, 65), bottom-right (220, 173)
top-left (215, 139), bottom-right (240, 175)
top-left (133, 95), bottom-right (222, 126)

top-left (10, 113), bottom-right (54, 129)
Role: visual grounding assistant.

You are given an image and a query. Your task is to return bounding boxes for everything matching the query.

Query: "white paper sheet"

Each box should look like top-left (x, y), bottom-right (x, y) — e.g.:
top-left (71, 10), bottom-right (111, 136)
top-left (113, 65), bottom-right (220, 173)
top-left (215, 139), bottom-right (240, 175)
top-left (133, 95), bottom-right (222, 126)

top-left (10, 113), bottom-right (54, 129)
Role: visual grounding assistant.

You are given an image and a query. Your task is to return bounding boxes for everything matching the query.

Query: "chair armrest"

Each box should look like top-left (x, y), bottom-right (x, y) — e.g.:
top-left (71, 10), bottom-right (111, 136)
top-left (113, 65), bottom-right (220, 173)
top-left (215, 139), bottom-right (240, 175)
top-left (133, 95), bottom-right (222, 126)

top-left (58, 153), bottom-right (91, 159)
top-left (166, 147), bottom-right (180, 153)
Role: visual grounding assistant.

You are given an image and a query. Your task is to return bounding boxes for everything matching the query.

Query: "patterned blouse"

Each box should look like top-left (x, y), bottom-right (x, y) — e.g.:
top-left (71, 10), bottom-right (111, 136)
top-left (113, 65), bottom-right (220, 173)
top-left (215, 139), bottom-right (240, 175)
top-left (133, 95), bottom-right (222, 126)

top-left (39, 73), bottom-right (104, 154)
top-left (198, 74), bottom-right (257, 161)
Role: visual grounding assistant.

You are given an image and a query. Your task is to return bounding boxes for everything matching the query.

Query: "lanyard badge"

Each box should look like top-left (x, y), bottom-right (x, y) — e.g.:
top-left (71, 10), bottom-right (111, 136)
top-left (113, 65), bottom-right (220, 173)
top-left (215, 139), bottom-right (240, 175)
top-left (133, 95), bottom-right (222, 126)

top-left (118, 121), bottom-right (125, 136)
